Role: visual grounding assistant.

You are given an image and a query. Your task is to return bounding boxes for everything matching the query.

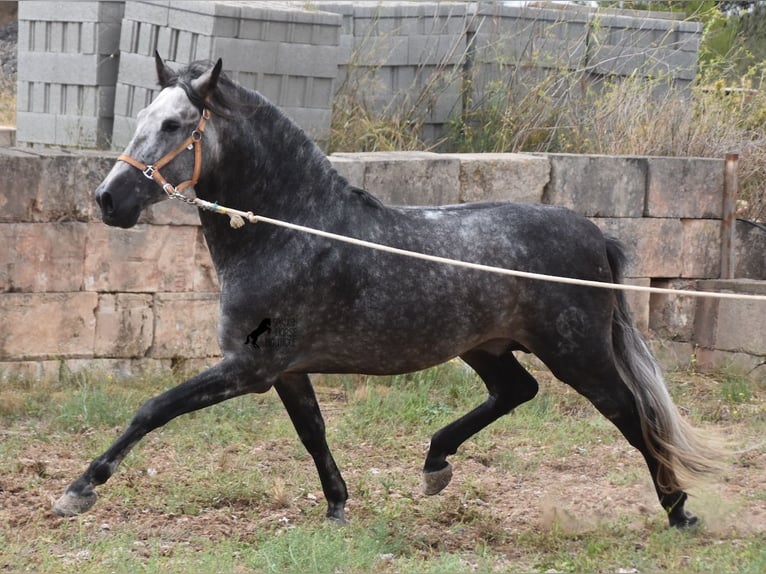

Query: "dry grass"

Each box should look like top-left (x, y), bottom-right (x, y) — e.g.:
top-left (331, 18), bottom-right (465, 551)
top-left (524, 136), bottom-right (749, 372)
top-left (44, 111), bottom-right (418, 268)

top-left (328, 19), bottom-right (766, 222)
top-left (0, 71), bottom-right (15, 126)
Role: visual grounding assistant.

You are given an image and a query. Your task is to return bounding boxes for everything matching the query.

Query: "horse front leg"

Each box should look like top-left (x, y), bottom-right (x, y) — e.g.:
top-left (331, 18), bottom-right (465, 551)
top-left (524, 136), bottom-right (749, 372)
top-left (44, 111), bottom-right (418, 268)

top-left (274, 374), bottom-right (348, 523)
top-left (54, 357), bottom-right (270, 516)
top-left (423, 349), bottom-right (539, 495)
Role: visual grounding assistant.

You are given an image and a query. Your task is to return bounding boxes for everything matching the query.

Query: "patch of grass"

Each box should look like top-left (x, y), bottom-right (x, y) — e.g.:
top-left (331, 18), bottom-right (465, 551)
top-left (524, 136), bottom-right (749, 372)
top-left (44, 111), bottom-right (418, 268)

top-left (1, 364), bottom-right (764, 573)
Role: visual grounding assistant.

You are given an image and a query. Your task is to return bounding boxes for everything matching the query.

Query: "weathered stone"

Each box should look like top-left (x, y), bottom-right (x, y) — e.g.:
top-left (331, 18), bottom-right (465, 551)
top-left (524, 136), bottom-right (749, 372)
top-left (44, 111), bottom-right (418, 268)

top-left (543, 154), bottom-right (646, 217)
top-left (352, 151), bottom-right (460, 206)
top-left (590, 218), bottom-right (683, 277)
top-left (0, 222), bottom-right (87, 292)
top-left (83, 224), bottom-right (200, 292)
top-left (453, 153), bottom-right (549, 204)
top-left (94, 293), bottom-right (154, 358)
top-left (0, 292), bottom-right (98, 359)
top-left (694, 279), bottom-right (766, 356)
top-left (622, 277), bottom-right (650, 335)
top-left (0, 360), bottom-right (61, 383)
top-left (681, 219), bottom-right (720, 278)
top-left (0, 150), bottom-right (112, 223)
top-left (144, 196), bottom-right (203, 226)
top-left (329, 154), bottom-right (366, 188)
top-left (645, 157), bottom-right (724, 218)
top-left (649, 279), bottom-right (698, 341)
top-left (648, 339), bottom-right (696, 373)
top-left (735, 219), bottom-right (766, 279)
top-left (193, 229), bottom-right (220, 292)
top-left (151, 292), bottom-right (221, 358)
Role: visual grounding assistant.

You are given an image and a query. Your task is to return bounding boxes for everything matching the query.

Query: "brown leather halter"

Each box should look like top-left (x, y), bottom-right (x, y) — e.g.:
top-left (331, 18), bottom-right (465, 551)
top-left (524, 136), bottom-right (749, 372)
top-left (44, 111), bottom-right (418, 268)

top-left (118, 105), bottom-right (211, 197)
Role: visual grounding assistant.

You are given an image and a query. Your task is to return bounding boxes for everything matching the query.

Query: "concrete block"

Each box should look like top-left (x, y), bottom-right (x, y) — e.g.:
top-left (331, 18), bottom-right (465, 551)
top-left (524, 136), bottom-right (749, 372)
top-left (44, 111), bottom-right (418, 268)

top-left (56, 115), bottom-right (112, 148)
top-left (281, 107), bottom-right (333, 147)
top-left (276, 42), bottom-right (339, 78)
top-left (543, 154), bottom-right (646, 217)
top-left (591, 218), bottom-right (683, 277)
top-left (95, 293), bottom-right (154, 358)
top-left (649, 278), bottom-right (698, 341)
top-left (0, 222), bottom-right (87, 292)
top-left (18, 1), bottom-right (121, 22)
top-left (0, 292), bottom-right (98, 360)
top-left (351, 151), bottom-right (461, 206)
top-left (19, 49), bottom-right (118, 85)
top-left (124, 1), bottom-right (170, 28)
top-left (353, 34), bottom-right (409, 67)
top-left (168, 1), bottom-right (240, 38)
top-left (151, 292), bottom-right (221, 358)
top-left (83, 224), bottom-right (200, 292)
top-left (453, 153), bottom-right (550, 204)
top-left (681, 219), bottom-right (720, 278)
top-left (15, 112), bottom-right (56, 144)
top-left (645, 157), bottom-right (723, 218)
top-left (211, 38), bottom-right (279, 75)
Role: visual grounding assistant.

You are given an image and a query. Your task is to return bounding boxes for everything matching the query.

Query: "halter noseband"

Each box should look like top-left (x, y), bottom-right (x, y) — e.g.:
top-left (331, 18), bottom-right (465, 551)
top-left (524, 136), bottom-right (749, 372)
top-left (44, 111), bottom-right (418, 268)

top-left (118, 104), bottom-right (211, 198)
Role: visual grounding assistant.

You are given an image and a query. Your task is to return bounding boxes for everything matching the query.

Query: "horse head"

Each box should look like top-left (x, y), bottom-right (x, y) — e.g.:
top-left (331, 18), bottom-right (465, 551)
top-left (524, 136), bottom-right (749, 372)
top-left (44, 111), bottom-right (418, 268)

top-left (95, 53), bottom-right (222, 228)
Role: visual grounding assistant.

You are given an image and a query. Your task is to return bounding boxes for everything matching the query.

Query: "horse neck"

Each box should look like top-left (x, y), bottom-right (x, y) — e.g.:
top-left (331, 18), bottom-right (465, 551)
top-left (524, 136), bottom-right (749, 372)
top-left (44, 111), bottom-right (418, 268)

top-left (194, 102), bottom-right (354, 264)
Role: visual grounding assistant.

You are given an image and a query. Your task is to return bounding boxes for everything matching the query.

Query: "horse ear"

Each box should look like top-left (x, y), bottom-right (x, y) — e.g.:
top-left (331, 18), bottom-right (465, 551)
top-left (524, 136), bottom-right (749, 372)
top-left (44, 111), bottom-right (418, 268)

top-left (191, 58), bottom-right (223, 99)
top-left (155, 50), bottom-right (176, 88)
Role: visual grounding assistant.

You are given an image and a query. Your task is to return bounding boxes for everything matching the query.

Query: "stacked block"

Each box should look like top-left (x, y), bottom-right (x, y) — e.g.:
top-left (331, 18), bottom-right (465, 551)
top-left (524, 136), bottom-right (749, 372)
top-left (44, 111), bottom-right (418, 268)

top-left (111, 0), bottom-right (342, 149)
top-left (318, 1), bottom-right (470, 144)
top-left (16, 1), bottom-right (124, 148)
top-left (471, 2), bottom-right (701, 106)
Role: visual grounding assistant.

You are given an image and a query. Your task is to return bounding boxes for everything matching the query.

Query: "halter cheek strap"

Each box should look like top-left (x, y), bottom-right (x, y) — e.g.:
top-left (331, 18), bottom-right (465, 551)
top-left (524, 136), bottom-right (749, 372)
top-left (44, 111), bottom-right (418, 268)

top-left (118, 106), bottom-right (211, 197)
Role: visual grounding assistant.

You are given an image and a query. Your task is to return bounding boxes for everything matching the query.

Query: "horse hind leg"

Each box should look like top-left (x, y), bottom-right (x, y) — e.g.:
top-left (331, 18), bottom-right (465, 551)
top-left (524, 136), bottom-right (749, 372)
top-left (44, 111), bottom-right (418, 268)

top-left (543, 345), bottom-right (719, 528)
top-left (422, 348), bottom-right (539, 495)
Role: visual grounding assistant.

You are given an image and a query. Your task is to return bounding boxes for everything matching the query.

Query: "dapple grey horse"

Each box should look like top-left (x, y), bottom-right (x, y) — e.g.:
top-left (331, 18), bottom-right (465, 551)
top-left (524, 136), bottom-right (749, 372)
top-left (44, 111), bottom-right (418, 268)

top-left (55, 54), bottom-right (720, 528)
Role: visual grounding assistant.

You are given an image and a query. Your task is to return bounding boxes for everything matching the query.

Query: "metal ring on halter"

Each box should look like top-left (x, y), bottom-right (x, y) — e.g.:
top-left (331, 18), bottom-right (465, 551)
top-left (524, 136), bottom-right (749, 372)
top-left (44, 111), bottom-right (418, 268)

top-left (191, 130), bottom-right (202, 142)
top-left (142, 165), bottom-right (156, 179)
top-left (162, 183), bottom-right (176, 196)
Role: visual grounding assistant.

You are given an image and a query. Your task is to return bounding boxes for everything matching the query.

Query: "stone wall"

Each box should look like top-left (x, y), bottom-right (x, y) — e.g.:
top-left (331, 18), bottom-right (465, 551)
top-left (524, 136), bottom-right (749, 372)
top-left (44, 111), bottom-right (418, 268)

top-left (1, 148), bottom-right (764, 382)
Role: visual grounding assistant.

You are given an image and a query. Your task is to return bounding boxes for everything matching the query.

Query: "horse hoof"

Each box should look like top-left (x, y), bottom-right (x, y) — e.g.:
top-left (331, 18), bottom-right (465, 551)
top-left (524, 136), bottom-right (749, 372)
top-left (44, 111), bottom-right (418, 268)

top-left (423, 463), bottom-right (453, 495)
top-left (53, 489), bottom-right (98, 517)
top-left (669, 510), bottom-right (699, 529)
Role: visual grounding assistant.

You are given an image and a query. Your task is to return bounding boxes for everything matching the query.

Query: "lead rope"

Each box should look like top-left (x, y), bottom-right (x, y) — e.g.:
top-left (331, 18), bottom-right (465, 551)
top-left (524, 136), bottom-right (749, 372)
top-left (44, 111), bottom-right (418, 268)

top-left (176, 193), bottom-right (766, 303)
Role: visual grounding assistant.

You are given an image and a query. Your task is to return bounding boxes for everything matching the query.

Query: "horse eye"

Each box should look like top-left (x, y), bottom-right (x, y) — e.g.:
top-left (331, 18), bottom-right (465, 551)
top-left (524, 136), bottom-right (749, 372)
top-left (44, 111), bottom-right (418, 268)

top-left (161, 119), bottom-right (181, 133)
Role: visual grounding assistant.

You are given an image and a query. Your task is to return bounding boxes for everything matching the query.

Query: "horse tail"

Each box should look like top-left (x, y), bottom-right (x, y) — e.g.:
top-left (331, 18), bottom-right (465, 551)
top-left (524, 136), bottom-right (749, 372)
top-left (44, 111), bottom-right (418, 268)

top-left (605, 236), bottom-right (723, 492)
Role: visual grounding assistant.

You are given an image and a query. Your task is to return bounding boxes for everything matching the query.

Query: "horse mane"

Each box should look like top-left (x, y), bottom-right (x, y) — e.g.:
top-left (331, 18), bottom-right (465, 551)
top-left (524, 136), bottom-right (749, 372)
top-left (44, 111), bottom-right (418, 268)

top-left (167, 60), bottom-right (383, 208)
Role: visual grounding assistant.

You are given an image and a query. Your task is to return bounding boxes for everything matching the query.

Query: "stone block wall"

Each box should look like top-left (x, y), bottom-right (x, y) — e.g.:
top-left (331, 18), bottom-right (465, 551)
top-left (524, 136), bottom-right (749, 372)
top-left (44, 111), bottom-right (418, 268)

top-left (2, 148), bottom-right (763, 382)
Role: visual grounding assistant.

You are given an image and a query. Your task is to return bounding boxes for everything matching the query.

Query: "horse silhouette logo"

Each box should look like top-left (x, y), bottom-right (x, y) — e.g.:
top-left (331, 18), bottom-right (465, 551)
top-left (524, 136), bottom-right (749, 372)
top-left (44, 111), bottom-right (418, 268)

top-left (245, 318), bottom-right (271, 349)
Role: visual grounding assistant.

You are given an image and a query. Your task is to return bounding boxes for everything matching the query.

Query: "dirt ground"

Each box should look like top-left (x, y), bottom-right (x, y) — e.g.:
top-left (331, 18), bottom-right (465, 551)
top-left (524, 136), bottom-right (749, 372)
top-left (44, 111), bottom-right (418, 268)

top-left (2, 383), bottom-right (764, 562)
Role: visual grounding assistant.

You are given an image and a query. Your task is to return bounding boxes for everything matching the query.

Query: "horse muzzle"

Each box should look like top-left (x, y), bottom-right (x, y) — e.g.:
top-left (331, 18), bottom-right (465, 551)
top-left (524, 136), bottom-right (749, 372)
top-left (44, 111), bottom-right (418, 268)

top-left (95, 179), bottom-right (143, 229)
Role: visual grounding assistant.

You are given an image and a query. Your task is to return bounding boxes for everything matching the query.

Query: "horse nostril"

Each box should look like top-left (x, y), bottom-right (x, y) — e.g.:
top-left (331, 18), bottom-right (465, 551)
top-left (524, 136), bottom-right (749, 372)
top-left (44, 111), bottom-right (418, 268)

top-left (97, 190), bottom-right (114, 215)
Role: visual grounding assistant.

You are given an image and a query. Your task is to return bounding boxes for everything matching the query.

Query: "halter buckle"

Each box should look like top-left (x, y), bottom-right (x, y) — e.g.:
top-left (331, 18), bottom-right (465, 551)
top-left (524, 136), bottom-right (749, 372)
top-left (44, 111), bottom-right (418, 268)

top-left (142, 165), bottom-right (156, 180)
